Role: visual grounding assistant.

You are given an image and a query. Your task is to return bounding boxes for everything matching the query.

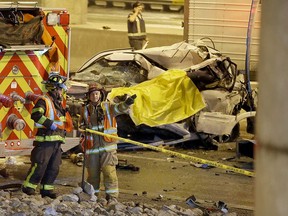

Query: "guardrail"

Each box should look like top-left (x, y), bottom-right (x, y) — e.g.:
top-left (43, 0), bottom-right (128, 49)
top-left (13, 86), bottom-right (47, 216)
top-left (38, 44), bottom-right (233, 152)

top-left (90, 0), bottom-right (184, 11)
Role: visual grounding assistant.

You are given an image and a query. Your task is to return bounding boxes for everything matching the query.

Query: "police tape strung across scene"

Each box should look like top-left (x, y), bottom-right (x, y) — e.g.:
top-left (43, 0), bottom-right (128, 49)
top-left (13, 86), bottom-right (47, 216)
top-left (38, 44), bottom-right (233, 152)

top-left (81, 128), bottom-right (255, 177)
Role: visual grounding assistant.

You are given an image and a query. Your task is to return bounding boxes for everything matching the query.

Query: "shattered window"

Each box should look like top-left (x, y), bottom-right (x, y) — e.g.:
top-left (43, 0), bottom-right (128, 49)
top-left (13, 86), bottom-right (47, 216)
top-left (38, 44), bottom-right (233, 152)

top-left (72, 57), bottom-right (148, 90)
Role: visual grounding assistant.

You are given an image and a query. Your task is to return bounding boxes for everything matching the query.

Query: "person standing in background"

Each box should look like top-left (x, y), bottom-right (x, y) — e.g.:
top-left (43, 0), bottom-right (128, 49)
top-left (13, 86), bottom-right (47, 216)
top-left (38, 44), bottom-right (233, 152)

top-left (127, 1), bottom-right (148, 50)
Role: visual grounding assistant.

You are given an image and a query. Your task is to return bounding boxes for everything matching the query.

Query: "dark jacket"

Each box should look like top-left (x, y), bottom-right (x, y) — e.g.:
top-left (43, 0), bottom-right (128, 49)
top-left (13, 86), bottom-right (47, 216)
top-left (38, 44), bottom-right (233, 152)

top-left (127, 13), bottom-right (146, 40)
top-left (31, 92), bottom-right (66, 145)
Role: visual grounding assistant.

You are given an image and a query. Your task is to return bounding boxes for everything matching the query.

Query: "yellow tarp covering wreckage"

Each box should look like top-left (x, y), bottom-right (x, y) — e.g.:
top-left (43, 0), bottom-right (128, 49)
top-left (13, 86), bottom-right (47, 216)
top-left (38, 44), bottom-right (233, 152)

top-left (107, 69), bottom-right (206, 127)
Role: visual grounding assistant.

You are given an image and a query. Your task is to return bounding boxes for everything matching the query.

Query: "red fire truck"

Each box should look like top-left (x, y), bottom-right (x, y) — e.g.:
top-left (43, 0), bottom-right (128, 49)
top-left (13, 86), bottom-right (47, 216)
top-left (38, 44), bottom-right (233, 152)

top-left (0, 2), bottom-right (78, 157)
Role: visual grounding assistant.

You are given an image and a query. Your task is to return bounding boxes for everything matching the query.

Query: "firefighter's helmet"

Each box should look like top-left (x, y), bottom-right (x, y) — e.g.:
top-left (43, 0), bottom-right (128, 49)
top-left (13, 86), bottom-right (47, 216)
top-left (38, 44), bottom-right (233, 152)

top-left (87, 82), bottom-right (106, 101)
top-left (42, 72), bottom-right (67, 92)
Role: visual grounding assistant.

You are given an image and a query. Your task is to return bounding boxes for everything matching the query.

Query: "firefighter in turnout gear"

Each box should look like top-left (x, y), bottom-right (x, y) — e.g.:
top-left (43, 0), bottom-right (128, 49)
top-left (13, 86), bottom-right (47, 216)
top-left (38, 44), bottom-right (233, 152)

top-left (78, 82), bottom-right (136, 200)
top-left (22, 72), bottom-right (73, 199)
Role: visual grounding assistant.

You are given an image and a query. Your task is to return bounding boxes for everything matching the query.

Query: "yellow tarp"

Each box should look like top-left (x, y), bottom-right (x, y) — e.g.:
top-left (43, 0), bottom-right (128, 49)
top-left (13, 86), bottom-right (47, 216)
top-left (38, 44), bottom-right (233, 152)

top-left (107, 69), bottom-right (206, 127)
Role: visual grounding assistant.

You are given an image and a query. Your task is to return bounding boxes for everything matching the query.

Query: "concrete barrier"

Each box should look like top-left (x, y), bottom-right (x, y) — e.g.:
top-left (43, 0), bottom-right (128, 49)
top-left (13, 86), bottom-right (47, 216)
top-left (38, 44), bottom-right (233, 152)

top-left (39, 0), bottom-right (184, 72)
top-left (41, 0), bottom-right (87, 24)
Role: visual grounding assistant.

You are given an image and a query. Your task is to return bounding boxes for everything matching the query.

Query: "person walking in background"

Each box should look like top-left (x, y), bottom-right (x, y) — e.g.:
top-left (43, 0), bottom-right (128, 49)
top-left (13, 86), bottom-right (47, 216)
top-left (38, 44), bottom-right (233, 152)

top-left (22, 72), bottom-right (73, 199)
top-left (127, 1), bottom-right (148, 50)
top-left (78, 82), bottom-right (136, 201)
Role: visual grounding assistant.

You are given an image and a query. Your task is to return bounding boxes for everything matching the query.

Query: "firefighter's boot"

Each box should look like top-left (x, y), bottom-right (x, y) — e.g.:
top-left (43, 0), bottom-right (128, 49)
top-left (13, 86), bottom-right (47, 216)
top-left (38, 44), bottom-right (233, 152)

top-left (22, 186), bottom-right (36, 195)
top-left (40, 190), bottom-right (57, 199)
top-left (106, 194), bottom-right (118, 203)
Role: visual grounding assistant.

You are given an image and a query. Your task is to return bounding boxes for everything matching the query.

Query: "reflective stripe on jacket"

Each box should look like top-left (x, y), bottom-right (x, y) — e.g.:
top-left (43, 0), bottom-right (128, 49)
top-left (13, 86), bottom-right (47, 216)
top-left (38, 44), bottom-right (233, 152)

top-left (127, 13), bottom-right (146, 40)
top-left (83, 102), bottom-right (118, 147)
top-left (34, 95), bottom-right (64, 129)
top-left (102, 102), bottom-right (118, 143)
top-left (33, 94), bottom-right (66, 143)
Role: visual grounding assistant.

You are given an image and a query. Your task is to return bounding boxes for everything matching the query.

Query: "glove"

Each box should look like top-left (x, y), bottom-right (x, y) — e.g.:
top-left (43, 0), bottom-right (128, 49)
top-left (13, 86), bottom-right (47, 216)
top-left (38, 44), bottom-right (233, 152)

top-left (124, 94), bottom-right (137, 106)
top-left (50, 123), bottom-right (58, 131)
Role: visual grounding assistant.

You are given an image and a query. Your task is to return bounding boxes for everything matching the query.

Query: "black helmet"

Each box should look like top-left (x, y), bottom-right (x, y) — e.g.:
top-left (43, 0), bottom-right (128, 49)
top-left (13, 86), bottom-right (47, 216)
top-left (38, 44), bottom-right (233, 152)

top-left (42, 72), bottom-right (67, 92)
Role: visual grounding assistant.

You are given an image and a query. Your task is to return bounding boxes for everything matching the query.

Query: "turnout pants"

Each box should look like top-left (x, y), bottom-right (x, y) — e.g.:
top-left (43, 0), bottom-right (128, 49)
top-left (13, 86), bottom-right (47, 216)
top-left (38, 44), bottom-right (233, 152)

top-left (23, 142), bottom-right (62, 190)
top-left (86, 151), bottom-right (119, 198)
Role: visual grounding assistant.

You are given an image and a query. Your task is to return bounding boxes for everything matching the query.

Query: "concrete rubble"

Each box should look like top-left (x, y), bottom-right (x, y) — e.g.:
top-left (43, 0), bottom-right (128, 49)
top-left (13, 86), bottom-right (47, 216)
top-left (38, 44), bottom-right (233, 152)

top-left (0, 187), bottom-right (238, 216)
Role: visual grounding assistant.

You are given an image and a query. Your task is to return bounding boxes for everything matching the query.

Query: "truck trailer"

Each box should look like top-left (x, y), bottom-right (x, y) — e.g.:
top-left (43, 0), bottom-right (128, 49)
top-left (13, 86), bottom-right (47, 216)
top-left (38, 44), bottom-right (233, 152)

top-left (183, 0), bottom-right (261, 72)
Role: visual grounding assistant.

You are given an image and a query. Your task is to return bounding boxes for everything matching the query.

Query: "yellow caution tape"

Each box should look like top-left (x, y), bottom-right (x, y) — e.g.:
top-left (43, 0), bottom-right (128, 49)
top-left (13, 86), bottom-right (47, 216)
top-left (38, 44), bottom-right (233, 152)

top-left (84, 128), bottom-right (255, 177)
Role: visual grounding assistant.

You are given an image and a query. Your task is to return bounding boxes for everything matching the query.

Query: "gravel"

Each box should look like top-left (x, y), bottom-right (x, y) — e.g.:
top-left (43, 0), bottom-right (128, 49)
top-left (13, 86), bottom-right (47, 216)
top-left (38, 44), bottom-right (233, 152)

top-left (0, 186), bottom-right (241, 216)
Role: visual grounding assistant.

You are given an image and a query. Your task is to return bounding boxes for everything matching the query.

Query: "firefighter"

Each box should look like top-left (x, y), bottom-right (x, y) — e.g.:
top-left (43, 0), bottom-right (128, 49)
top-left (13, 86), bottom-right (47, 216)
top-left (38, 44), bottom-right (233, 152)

top-left (22, 72), bottom-right (72, 199)
top-left (78, 82), bottom-right (136, 201)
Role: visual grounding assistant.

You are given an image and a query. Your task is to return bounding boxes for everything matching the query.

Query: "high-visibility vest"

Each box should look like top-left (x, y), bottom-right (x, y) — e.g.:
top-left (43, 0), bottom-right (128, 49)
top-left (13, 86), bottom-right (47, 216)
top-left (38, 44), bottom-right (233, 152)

top-left (102, 102), bottom-right (118, 143)
top-left (127, 13), bottom-right (146, 40)
top-left (34, 95), bottom-right (64, 129)
top-left (34, 94), bottom-right (73, 142)
top-left (83, 102), bottom-right (117, 149)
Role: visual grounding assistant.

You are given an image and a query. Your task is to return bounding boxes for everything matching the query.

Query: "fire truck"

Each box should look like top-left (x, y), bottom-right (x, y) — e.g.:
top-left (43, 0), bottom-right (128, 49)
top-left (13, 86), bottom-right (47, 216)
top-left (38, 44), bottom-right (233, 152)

top-left (0, 2), bottom-right (79, 157)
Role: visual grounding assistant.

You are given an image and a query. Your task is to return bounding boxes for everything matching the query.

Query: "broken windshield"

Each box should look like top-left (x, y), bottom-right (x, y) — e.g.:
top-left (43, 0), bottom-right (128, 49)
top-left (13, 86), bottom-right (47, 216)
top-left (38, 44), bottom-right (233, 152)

top-left (72, 56), bottom-right (148, 90)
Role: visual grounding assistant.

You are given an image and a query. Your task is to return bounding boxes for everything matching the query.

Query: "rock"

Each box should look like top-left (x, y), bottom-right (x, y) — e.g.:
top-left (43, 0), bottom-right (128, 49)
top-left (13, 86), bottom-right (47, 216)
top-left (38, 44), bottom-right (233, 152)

top-left (0, 185), bottom-right (230, 215)
top-left (107, 202), bottom-right (127, 212)
top-left (0, 190), bottom-right (10, 199)
top-left (90, 193), bottom-right (97, 202)
top-left (158, 209), bottom-right (178, 215)
top-left (72, 186), bottom-right (83, 194)
top-left (123, 201), bottom-right (135, 207)
top-left (144, 207), bottom-right (159, 215)
top-left (95, 205), bottom-right (109, 215)
top-left (78, 191), bottom-right (92, 202)
top-left (183, 208), bottom-right (203, 216)
top-left (44, 205), bottom-right (57, 216)
top-left (62, 194), bottom-right (79, 202)
top-left (5, 157), bottom-right (17, 165)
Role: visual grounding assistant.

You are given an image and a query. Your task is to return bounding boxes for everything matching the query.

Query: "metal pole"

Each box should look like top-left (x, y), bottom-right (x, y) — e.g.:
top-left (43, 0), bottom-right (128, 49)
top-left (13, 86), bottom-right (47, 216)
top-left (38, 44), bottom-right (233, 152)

top-left (81, 130), bottom-right (87, 189)
top-left (244, 0), bottom-right (260, 112)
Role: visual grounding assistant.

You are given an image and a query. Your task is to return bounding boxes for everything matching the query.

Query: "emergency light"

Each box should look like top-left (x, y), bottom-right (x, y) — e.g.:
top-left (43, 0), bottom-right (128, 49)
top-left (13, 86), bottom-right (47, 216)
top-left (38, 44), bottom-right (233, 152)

top-left (47, 12), bottom-right (58, 25)
top-left (47, 11), bottom-right (69, 26)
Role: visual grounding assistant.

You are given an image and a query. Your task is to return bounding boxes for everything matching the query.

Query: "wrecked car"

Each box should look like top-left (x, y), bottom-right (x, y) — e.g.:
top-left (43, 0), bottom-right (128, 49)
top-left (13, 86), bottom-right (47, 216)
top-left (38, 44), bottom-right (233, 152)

top-left (67, 41), bottom-right (256, 150)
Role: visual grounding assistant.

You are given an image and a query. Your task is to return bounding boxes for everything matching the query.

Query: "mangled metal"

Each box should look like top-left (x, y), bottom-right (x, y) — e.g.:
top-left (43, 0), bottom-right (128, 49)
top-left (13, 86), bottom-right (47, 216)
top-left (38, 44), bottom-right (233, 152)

top-left (67, 41), bottom-right (256, 148)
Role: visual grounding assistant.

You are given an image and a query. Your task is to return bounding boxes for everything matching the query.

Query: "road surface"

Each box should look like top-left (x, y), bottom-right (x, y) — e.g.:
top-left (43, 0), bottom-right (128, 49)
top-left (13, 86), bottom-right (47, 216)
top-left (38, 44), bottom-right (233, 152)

top-left (85, 5), bottom-right (184, 35)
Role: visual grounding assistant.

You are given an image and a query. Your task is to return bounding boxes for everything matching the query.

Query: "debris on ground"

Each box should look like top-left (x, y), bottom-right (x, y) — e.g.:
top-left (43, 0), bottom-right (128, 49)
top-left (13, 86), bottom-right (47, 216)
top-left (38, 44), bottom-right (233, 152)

top-left (186, 195), bottom-right (231, 216)
top-left (0, 187), bottom-right (238, 215)
top-left (189, 162), bottom-right (215, 169)
top-left (116, 159), bottom-right (140, 171)
top-left (70, 153), bottom-right (84, 167)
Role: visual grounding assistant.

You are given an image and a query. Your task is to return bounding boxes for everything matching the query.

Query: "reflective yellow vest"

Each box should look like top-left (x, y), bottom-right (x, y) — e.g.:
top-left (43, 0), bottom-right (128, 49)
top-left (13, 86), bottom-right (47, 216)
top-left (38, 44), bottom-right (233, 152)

top-left (83, 102), bottom-right (117, 149)
top-left (34, 94), bottom-right (72, 142)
